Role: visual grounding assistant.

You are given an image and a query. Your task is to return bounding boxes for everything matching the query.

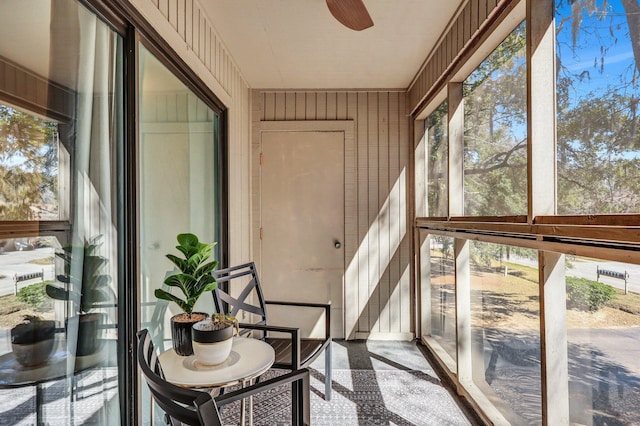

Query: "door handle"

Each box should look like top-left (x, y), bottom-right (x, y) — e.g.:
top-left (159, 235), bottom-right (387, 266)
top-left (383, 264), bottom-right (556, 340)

top-left (334, 240), bottom-right (342, 249)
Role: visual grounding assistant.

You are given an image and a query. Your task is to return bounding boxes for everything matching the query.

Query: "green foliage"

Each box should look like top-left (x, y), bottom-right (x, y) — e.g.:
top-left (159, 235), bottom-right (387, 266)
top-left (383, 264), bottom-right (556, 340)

top-left (155, 233), bottom-right (218, 315)
top-left (462, 22), bottom-right (528, 216)
top-left (0, 105), bottom-right (58, 220)
top-left (441, 2), bottom-right (640, 217)
top-left (45, 235), bottom-right (114, 314)
top-left (210, 313), bottom-right (239, 334)
top-left (566, 277), bottom-right (616, 311)
top-left (470, 241), bottom-right (503, 267)
top-left (432, 235), bottom-right (454, 259)
top-left (426, 101), bottom-right (449, 217)
top-left (554, 0), bottom-right (640, 214)
top-left (17, 281), bottom-right (54, 311)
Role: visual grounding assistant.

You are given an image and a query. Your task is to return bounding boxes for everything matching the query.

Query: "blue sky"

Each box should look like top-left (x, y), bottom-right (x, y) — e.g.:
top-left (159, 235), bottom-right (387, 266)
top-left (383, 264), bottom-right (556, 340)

top-left (556, 0), bottom-right (638, 98)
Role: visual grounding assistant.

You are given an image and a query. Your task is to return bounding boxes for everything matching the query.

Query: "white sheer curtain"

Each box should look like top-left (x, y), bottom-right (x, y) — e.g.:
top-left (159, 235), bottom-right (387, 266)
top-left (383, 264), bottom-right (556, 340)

top-left (50, 0), bottom-right (121, 423)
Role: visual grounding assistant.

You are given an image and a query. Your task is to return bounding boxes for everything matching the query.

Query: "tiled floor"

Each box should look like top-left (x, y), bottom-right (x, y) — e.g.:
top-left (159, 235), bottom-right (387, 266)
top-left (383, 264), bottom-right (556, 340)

top-left (306, 339), bottom-right (474, 425)
top-left (0, 339), bottom-right (477, 425)
top-left (217, 339), bottom-right (476, 425)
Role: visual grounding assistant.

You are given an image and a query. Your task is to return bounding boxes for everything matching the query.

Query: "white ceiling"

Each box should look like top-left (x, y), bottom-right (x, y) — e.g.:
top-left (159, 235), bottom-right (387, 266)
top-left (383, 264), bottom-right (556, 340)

top-left (202, 0), bottom-right (463, 90)
top-left (0, 1), bottom-right (464, 93)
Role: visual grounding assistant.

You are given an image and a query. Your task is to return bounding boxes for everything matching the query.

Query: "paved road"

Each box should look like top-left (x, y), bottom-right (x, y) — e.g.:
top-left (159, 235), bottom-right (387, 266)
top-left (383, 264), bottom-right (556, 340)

top-left (568, 326), bottom-right (640, 376)
top-left (0, 248), bottom-right (55, 297)
top-left (510, 255), bottom-right (640, 294)
top-left (569, 258), bottom-right (640, 294)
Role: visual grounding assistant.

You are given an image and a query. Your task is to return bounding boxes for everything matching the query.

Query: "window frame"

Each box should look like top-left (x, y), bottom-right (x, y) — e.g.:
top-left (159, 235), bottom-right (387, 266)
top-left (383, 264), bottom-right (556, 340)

top-left (414, 0), bottom-right (640, 249)
top-left (413, 1), bottom-right (640, 424)
top-left (0, 1), bottom-right (230, 424)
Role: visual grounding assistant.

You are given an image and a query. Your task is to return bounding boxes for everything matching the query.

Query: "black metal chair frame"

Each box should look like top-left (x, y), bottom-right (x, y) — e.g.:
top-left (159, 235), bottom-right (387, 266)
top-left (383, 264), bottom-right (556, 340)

top-left (137, 329), bottom-right (311, 426)
top-left (211, 261), bottom-right (332, 401)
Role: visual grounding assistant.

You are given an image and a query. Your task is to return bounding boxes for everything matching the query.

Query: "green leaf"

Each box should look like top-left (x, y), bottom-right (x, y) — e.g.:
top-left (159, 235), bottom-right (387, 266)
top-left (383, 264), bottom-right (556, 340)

top-left (177, 233), bottom-right (199, 247)
top-left (160, 233), bottom-right (219, 314)
top-left (164, 273), bottom-right (196, 289)
top-left (195, 260), bottom-right (218, 277)
top-left (45, 284), bottom-right (70, 301)
top-left (154, 289), bottom-right (189, 313)
top-left (200, 281), bottom-right (218, 294)
top-left (164, 274), bottom-right (186, 288)
top-left (194, 274), bottom-right (216, 290)
top-left (177, 245), bottom-right (198, 259)
top-left (166, 254), bottom-right (190, 273)
top-left (188, 248), bottom-right (213, 269)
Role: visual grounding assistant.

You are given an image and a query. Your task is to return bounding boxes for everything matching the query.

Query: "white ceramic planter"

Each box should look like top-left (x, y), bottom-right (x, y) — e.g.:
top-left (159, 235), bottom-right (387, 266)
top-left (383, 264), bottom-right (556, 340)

top-left (12, 338), bottom-right (55, 367)
top-left (191, 318), bottom-right (235, 365)
top-left (192, 338), bottom-right (233, 365)
top-left (11, 320), bottom-right (56, 367)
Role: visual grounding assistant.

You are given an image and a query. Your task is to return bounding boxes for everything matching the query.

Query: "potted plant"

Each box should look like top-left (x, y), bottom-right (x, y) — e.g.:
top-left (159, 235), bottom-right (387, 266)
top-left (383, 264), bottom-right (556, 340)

top-left (45, 235), bottom-right (114, 356)
top-left (155, 233), bottom-right (218, 356)
top-left (192, 313), bottom-right (239, 365)
top-left (11, 315), bottom-right (57, 367)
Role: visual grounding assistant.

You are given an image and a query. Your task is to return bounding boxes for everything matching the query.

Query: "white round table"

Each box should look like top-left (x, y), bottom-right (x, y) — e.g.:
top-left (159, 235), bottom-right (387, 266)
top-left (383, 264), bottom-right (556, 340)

top-left (158, 337), bottom-right (275, 388)
top-left (158, 337), bottom-right (275, 426)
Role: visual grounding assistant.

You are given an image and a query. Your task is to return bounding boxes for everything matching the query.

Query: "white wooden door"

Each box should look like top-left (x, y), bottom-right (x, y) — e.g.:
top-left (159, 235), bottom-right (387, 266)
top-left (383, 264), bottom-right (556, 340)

top-left (260, 130), bottom-right (344, 338)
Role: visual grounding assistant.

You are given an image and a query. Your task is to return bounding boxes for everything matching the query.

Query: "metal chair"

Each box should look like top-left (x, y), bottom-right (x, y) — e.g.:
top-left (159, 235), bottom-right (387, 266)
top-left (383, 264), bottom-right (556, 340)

top-left (211, 262), bottom-right (332, 401)
top-left (136, 329), bottom-right (311, 426)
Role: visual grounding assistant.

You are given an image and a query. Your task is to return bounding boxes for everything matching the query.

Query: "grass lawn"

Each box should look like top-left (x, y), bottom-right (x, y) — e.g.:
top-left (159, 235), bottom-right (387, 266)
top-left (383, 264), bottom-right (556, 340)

top-left (430, 255), bottom-right (640, 329)
top-left (608, 289), bottom-right (640, 315)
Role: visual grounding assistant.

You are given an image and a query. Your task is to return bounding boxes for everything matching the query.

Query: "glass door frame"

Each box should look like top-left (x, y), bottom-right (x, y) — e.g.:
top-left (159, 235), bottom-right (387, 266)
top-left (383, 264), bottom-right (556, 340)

top-left (83, 1), bottom-right (229, 423)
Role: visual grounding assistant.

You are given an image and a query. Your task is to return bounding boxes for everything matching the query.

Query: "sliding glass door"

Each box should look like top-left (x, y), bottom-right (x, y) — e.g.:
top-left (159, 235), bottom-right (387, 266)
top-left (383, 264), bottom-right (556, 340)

top-left (0, 0), bottom-right (123, 423)
top-left (138, 44), bottom-right (223, 425)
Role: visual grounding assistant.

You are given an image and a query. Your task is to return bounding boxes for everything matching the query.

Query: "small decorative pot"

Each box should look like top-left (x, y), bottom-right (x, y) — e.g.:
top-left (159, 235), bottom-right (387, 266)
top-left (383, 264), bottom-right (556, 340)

top-left (171, 312), bottom-right (208, 356)
top-left (11, 320), bottom-right (56, 367)
top-left (192, 318), bottom-right (235, 365)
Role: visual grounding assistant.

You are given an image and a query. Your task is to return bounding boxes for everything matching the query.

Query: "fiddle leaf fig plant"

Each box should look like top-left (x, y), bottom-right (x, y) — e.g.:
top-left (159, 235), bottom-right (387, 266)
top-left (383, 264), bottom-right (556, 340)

top-left (155, 233), bottom-right (218, 317)
top-left (45, 235), bottom-right (114, 314)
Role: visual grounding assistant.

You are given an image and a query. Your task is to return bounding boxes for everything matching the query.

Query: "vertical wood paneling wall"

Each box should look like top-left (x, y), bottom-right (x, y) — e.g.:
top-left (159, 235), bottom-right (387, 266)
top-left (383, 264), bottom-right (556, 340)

top-left (253, 91), bottom-right (413, 339)
top-left (130, 0), bottom-right (251, 264)
top-left (408, 0), bottom-right (506, 114)
top-left (0, 57), bottom-right (73, 121)
top-left (128, 0), bottom-right (512, 338)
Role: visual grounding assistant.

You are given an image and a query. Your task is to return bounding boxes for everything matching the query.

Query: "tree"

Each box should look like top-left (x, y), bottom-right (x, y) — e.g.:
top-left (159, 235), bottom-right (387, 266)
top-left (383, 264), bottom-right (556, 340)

top-left (449, 1), bottom-right (640, 217)
top-left (427, 101), bottom-right (449, 217)
top-left (556, 0), bottom-right (640, 214)
top-left (463, 22), bottom-right (528, 216)
top-left (0, 105), bottom-right (58, 220)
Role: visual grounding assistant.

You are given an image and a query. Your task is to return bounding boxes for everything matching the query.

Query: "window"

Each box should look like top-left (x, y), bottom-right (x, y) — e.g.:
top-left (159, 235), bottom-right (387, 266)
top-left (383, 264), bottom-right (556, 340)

top-left (470, 242), bottom-right (541, 424)
top-left (0, 106), bottom-right (62, 220)
top-left (556, 0), bottom-right (640, 214)
top-left (0, 0), bottom-right (123, 424)
top-left (417, 3), bottom-right (640, 425)
top-left (426, 102), bottom-right (449, 217)
top-left (429, 235), bottom-right (456, 362)
top-left (463, 22), bottom-right (527, 216)
top-left (564, 256), bottom-right (640, 423)
top-left (138, 45), bottom-right (223, 424)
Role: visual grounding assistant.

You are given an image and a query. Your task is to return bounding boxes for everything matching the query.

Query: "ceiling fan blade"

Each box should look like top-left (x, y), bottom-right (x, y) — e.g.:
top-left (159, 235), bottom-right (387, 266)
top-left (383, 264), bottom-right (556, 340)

top-left (326, 0), bottom-right (374, 31)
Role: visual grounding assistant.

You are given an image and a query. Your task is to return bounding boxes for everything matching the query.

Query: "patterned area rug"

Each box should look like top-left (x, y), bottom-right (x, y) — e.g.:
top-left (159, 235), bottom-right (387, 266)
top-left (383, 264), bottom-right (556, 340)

top-left (220, 368), bottom-right (470, 426)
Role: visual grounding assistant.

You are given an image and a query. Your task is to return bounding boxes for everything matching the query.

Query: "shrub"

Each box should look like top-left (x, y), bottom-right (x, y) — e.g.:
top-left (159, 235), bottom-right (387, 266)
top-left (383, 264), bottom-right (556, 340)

top-left (17, 281), bottom-right (54, 311)
top-left (566, 277), bottom-right (616, 311)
